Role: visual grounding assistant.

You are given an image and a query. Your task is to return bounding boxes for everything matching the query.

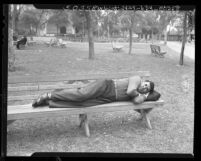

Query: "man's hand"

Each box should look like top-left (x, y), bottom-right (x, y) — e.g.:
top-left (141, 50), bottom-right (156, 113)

top-left (132, 94), bottom-right (146, 104)
top-left (127, 89), bottom-right (140, 97)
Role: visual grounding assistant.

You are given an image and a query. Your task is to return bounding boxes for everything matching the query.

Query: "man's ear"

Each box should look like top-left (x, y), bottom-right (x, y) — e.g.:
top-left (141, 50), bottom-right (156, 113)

top-left (126, 76), bottom-right (141, 95)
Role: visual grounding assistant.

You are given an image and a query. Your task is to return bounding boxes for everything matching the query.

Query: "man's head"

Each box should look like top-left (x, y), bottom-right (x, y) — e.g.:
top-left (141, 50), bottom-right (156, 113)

top-left (137, 80), bottom-right (154, 94)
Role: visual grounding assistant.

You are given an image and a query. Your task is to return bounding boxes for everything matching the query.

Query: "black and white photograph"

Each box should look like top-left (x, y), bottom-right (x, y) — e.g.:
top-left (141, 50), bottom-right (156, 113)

top-left (6, 4), bottom-right (195, 156)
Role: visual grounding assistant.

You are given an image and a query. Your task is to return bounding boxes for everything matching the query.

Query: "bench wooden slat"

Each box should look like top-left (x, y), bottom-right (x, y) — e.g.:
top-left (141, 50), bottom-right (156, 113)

top-left (8, 94), bottom-right (38, 101)
top-left (8, 71), bottom-right (150, 84)
top-left (7, 100), bottom-right (164, 120)
top-left (8, 84), bottom-right (84, 92)
top-left (8, 82), bottom-right (87, 92)
top-left (8, 85), bottom-right (39, 92)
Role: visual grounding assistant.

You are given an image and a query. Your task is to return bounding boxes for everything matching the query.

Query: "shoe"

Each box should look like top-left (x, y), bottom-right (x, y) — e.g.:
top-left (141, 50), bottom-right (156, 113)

top-left (32, 93), bottom-right (49, 108)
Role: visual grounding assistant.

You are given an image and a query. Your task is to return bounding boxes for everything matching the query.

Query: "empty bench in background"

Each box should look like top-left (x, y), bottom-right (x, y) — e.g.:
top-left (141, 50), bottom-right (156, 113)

top-left (8, 71), bottom-right (164, 137)
top-left (150, 44), bottom-right (167, 58)
top-left (27, 37), bottom-right (37, 46)
top-left (111, 42), bottom-right (124, 52)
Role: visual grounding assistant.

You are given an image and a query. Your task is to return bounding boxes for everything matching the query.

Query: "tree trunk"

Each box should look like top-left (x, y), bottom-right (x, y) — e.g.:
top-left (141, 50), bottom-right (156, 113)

top-left (128, 27), bottom-right (133, 55)
top-left (128, 15), bottom-right (135, 55)
top-left (179, 11), bottom-right (188, 65)
top-left (107, 18), bottom-right (110, 40)
top-left (83, 21), bottom-right (85, 35)
top-left (164, 28), bottom-right (168, 45)
top-left (98, 26), bottom-right (99, 38)
top-left (159, 33), bottom-right (162, 41)
top-left (36, 25), bottom-right (39, 36)
top-left (13, 5), bottom-right (17, 33)
top-left (85, 11), bottom-right (95, 60)
top-left (29, 24), bottom-right (32, 34)
top-left (56, 25), bottom-right (58, 35)
top-left (8, 4), bottom-right (15, 71)
top-left (145, 34), bottom-right (147, 43)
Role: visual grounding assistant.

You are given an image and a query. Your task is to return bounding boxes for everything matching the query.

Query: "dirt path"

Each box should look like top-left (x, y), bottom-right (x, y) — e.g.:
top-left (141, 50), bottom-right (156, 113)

top-left (166, 41), bottom-right (195, 60)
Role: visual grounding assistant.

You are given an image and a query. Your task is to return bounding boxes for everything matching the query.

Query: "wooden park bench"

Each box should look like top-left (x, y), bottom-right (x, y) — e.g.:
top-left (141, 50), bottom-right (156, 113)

top-left (58, 39), bottom-right (68, 48)
top-left (7, 71), bottom-right (164, 137)
top-left (112, 41), bottom-right (124, 52)
top-left (45, 38), bottom-right (67, 48)
top-left (27, 37), bottom-right (37, 46)
top-left (150, 44), bottom-right (167, 58)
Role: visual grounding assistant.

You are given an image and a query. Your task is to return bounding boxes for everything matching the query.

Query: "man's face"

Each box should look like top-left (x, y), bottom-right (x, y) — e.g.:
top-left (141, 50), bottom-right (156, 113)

top-left (138, 81), bottom-right (151, 94)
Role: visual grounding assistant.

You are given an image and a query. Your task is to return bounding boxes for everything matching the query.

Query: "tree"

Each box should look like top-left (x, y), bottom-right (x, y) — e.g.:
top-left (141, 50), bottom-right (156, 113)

top-left (84, 10), bottom-right (95, 60)
top-left (179, 11), bottom-right (188, 65)
top-left (119, 10), bottom-right (142, 54)
top-left (12, 4), bottom-right (25, 33)
top-left (71, 10), bottom-right (86, 35)
top-left (19, 6), bottom-right (52, 35)
top-left (70, 10), bottom-right (96, 59)
top-left (142, 11), bottom-right (160, 42)
top-left (156, 11), bottom-right (178, 45)
top-left (48, 10), bottom-right (71, 35)
top-left (90, 10), bottom-right (103, 37)
top-left (20, 9), bottom-right (42, 34)
top-left (8, 5), bottom-right (16, 71)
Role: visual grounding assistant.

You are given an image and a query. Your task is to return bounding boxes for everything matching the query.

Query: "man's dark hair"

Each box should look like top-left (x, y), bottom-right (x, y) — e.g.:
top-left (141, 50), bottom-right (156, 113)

top-left (145, 80), bottom-right (154, 92)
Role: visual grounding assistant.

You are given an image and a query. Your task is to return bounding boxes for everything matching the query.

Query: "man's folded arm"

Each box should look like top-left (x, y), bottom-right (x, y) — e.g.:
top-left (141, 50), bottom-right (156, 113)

top-left (126, 76), bottom-right (141, 96)
top-left (132, 90), bottom-right (161, 105)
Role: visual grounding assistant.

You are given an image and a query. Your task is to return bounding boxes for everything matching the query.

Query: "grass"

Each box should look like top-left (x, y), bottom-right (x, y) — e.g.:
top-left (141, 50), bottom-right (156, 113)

top-left (7, 42), bottom-right (194, 156)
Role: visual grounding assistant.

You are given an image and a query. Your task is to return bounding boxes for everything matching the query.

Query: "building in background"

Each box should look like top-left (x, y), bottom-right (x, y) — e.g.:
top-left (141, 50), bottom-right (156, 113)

top-left (45, 22), bottom-right (75, 36)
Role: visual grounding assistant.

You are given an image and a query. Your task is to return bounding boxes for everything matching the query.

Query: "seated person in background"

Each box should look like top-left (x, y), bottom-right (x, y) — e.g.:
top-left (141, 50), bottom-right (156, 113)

top-left (16, 36), bottom-right (27, 49)
top-left (32, 75), bottom-right (161, 109)
top-left (13, 34), bottom-right (18, 41)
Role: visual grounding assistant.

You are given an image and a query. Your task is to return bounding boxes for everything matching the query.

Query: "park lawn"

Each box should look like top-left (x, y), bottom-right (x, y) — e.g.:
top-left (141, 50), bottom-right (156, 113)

top-left (7, 42), bottom-right (194, 155)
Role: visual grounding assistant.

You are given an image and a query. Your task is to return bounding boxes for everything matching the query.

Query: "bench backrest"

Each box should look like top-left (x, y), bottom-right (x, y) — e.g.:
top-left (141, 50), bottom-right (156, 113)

top-left (8, 71), bottom-right (150, 105)
top-left (111, 41), bottom-right (123, 48)
top-left (150, 45), bottom-right (161, 54)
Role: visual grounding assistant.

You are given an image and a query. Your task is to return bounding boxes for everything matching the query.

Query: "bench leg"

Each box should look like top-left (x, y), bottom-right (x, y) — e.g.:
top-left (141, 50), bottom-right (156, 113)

top-left (7, 120), bottom-right (15, 125)
top-left (135, 109), bottom-right (143, 120)
top-left (83, 115), bottom-right (90, 137)
top-left (79, 114), bottom-right (90, 137)
top-left (79, 114), bottom-right (85, 128)
top-left (140, 110), bottom-right (152, 129)
top-left (135, 108), bottom-right (153, 120)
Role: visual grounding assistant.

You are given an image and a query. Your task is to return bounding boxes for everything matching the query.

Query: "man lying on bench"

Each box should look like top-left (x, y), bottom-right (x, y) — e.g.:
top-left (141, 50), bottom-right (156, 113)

top-left (32, 76), bottom-right (161, 108)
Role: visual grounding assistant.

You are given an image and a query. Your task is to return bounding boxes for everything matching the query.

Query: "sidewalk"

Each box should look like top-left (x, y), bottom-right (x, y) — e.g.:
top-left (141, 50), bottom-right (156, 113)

top-left (166, 41), bottom-right (195, 60)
